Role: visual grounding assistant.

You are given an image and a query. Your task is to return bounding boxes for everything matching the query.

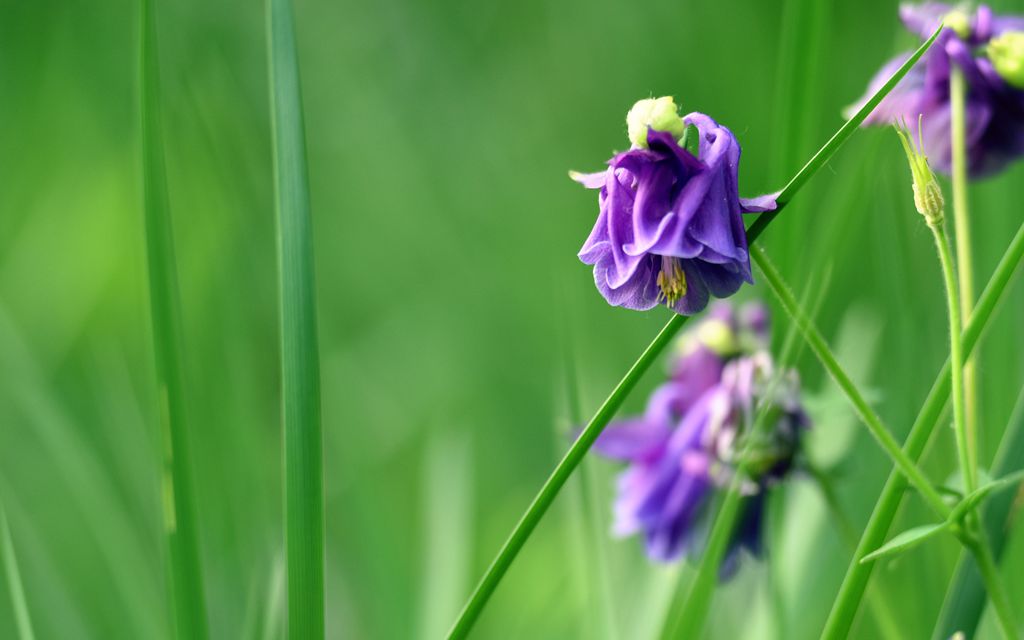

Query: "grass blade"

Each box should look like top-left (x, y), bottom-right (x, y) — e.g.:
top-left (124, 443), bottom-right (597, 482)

top-left (746, 23), bottom-right (942, 240)
top-left (140, 1), bottom-right (209, 636)
top-left (0, 505), bottom-right (35, 640)
top-left (820, 218), bottom-right (1024, 639)
top-left (267, 0), bottom-right (325, 637)
top-left (447, 313), bottom-right (692, 639)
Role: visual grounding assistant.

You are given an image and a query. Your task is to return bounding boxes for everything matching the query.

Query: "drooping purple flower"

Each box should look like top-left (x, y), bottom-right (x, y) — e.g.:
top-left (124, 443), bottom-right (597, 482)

top-left (592, 303), bottom-right (808, 571)
top-left (572, 98), bottom-right (776, 315)
top-left (852, 3), bottom-right (1024, 177)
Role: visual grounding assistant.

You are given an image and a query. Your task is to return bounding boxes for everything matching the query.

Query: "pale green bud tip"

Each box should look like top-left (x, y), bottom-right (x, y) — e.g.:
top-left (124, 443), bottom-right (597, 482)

top-left (676, 318), bottom-right (738, 358)
top-left (895, 123), bottom-right (944, 226)
top-left (988, 31), bottom-right (1024, 89)
top-left (626, 97), bottom-right (686, 148)
top-left (943, 10), bottom-right (972, 39)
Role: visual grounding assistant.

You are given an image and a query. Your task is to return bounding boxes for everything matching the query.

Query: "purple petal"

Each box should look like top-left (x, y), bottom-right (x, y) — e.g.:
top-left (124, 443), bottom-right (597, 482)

top-left (899, 2), bottom-right (954, 40)
top-left (570, 169), bottom-right (608, 189)
top-left (739, 192), bottom-right (778, 213)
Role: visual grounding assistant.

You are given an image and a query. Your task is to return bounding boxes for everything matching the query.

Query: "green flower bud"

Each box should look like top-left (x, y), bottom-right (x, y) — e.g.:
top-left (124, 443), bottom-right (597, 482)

top-left (676, 317), bottom-right (739, 358)
top-left (988, 31), bottom-right (1024, 89)
top-left (626, 97), bottom-right (686, 148)
top-left (895, 122), bottom-right (945, 227)
top-left (943, 10), bottom-right (972, 39)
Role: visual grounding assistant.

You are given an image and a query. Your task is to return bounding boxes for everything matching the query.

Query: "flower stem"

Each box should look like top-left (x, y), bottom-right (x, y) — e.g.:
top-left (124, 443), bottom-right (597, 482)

top-left (934, 384), bottom-right (1024, 638)
top-left (964, 533), bottom-right (1018, 639)
top-left (931, 223), bottom-right (974, 496)
top-left (819, 219), bottom-right (1024, 640)
top-left (140, 1), bottom-right (209, 637)
top-left (950, 66), bottom-right (980, 489)
top-left (930, 221), bottom-right (1016, 636)
top-left (267, 0), bottom-right (325, 636)
top-left (751, 247), bottom-right (950, 517)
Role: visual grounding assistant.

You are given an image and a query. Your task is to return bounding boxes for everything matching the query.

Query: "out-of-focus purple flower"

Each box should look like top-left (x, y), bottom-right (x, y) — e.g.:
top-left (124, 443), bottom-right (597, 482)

top-left (851, 3), bottom-right (1024, 177)
top-left (572, 98), bottom-right (776, 315)
top-left (591, 302), bottom-right (808, 572)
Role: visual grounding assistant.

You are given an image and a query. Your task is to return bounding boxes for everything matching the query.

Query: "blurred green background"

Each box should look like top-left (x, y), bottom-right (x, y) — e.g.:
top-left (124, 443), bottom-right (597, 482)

top-left (2, 0), bottom-right (1024, 638)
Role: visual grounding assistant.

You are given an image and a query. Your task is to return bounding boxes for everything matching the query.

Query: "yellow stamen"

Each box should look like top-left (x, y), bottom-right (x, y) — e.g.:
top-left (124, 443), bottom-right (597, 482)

top-left (657, 256), bottom-right (687, 306)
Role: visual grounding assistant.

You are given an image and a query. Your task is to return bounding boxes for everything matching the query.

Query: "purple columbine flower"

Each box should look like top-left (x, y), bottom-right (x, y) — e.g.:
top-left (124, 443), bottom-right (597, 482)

top-left (851, 3), bottom-right (1024, 177)
top-left (592, 302), bottom-right (808, 572)
top-left (572, 97), bottom-right (776, 315)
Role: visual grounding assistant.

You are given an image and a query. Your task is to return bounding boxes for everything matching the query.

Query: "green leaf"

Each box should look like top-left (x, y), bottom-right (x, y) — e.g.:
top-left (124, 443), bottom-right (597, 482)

top-left (267, 0), bottom-right (325, 637)
top-left (140, 0), bottom-right (209, 637)
top-left (0, 505), bottom-right (35, 640)
top-left (859, 523), bottom-right (952, 564)
top-left (949, 470), bottom-right (1024, 523)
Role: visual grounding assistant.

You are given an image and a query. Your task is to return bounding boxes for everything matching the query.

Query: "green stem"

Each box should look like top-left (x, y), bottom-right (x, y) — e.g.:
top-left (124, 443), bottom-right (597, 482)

top-left (140, 1), bottom-right (209, 637)
top-left (448, 313), bottom-right (690, 639)
top-left (934, 384), bottom-right (1024, 638)
top-left (931, 224), bottom-right (974, 496)
top-left (950, 66), bottom-right (980, 485)
top-left (809, 471), bottom-right (903, 640)
top-left (965, 534), bottom-right (1018, 639)
top-left (820, 219), bottom-right (1024, 640)
top-left (931, 221), bottom-right (1016, 637)
top-left (446, 28), bottom-right (943, 638)
top-left (751, 247), bottom-right (950, 517)
top-left (267, 0), bottom-right (325, 637)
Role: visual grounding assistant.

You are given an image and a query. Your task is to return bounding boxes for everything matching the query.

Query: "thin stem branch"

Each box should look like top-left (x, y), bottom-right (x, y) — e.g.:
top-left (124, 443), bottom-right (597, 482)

top-left (934, 384), bottom-right (1024, 638)
top-left (950, 66), bottom-right (980, 485)
top-left (751, 247), bottom-right (950, 517)
top-left (931, 223), bottom-right (974, 496)
top-left (965, 533), bottom-right (1018, 639)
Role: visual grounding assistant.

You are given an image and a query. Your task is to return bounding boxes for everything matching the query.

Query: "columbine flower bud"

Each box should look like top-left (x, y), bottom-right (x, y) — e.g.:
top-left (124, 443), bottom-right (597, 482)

top-left (942, 10), bottom-right (972, 40)
top-left (895, 122), bottom-right (944, 226)
top-left (626, 96), bottom-right (686, 148)
top-left (988, 31), bottom-right (1024, 89)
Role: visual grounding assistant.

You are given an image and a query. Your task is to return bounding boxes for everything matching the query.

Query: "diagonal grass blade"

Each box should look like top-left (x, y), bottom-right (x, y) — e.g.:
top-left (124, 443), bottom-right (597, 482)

top-left (0, 505), bottom-right (35, 640)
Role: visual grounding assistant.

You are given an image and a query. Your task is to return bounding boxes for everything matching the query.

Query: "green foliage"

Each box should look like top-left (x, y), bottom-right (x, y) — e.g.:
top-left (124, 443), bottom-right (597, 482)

top-left (3, 1), bottom-right (1024, 639)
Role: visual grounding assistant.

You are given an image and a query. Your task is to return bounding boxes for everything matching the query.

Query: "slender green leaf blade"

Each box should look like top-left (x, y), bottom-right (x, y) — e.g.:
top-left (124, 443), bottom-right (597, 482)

top-left (860, 523), bottom-right (951, 564)
top-left (140, 0), bottom-right (209, 637)
top-left (746, 23), bottom-right (942, 242)
top-left (267, 0), bottom-right (325, 636)
top-left (949, 470), bottom-right (1024, 523)
top-left (0, 506), bottom-right (35, 640)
